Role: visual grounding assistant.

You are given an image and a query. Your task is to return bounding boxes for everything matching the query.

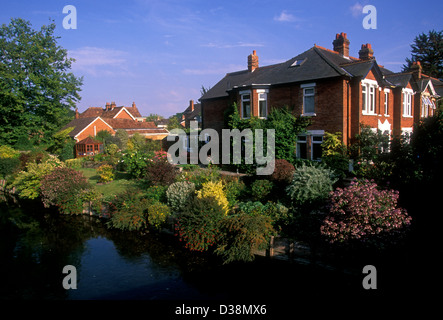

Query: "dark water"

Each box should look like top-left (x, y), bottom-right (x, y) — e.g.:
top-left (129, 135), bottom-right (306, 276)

top-left (1, 196), bottom-right (433, 308)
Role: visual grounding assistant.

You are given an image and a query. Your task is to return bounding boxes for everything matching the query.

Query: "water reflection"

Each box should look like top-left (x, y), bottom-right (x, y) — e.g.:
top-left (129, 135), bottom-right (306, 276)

top-left (0, 197), bottom-right (214, 300)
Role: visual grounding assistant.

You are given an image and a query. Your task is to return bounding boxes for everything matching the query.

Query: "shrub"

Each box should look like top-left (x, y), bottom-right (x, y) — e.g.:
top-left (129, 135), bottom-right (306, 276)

top-left (122, 151), bottom-right (152, 179)
top-left (166, 181), bottom-right (195, 212)
top-left (175, 196), bottom-right (225, 252)
top-left (18, 151), bottom-right (46, 170)
top-left (147, 202), bottom-right (171, 230)
top-left (145, 156), bottom-right (176, 186)
top-left (107, 189), bottom-right (149, 231)
top-left (196, 180), bottom-right (229, 215)
top-left (0, 157), bottom-right (20, 178)
top-left (0, 145), bottom-right (20, 158)
top-left (321, 132), bottom-right (349, 178)
top-left (145, 185), bottom-right (168, 203)
top-left (40, 167), bottom-right (91, 214)
top-left (320, 179), bottom-right (412, 244)
top-left (176, 166), bottom-right (221, 189)
top-left (97, 164), bottom-right (115, 183)
top-left (250, 179), bottom-right (273, 201)
top-left (11, 155), bottom-right (64, 199)
top-left (237, 201), bottom-right (290, 232)
top-left (286, 163), bottom-right (338, 206)
top-left (65, 158), bottom-right (83, 169)
top-left (215, 213), bottom-right (274, 264)
top-left (224, 178), bottom-right (246, 207)
top-left (270, 159), bottom-right (295, 184)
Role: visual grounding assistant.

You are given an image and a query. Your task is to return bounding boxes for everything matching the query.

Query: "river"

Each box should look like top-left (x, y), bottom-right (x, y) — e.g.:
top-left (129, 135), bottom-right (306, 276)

top-left (2, 195), bottom-right (425, 307)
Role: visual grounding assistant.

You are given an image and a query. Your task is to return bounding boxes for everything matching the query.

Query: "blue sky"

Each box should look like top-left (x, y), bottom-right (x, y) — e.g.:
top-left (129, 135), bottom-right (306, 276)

top-left (1, 0), bottom-right (442, 117)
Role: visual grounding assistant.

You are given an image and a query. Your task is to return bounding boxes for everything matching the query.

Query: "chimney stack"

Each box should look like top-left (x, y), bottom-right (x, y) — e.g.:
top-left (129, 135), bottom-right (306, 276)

top-left (190, 100), bottom-right (194, 112)
top-left (105, 102), bottom-right (110, 111)
top-left (333, 32), bottom-right (350, 57)
top-left (75, 108), bottom-right (79, 119)
top-left (411, 61), bottom-right (422, 79)
top-left (248, 50), bottom-right (259, 72)
top-left (359, 43), bottom-right (374, 60)
top-left (111, 101), bottom-right (116, 110)
top-left (132, 102), bottom-right (136, 108)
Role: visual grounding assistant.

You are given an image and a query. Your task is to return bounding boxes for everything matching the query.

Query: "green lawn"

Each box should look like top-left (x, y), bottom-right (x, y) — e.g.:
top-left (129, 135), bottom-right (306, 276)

top-left (78, 168), bottom-right (145, 199)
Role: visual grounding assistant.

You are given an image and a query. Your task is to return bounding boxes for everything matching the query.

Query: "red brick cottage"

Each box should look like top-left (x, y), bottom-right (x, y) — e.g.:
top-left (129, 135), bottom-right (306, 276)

top-left (62, 101), bottom-right (169, 143)
top-left (200, 33), bottom-right (443, 161)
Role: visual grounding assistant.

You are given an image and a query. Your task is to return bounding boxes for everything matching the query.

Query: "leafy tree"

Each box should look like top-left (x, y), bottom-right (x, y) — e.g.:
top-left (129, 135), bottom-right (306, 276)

top-left (403, 29), bottom-right (443, 79)
top-left (145, 113), bottom-right (164, 122)
top-left (0, 18), bottom-right (83, 146)
top-left (167, 116), bottom-right (182, 130)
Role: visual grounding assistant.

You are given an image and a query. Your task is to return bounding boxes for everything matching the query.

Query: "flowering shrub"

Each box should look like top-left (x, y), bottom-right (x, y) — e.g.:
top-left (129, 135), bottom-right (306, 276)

top-left (196, 180), bottom-right (229, 215)
top-left (270, 159), bottom-right (295, 184)
top-left (320, 179), bottom-right (412, 244)
top-left (40, 167), bottom-right (91, 214)
top-left (176, 165), bottom-right (221, 189)
top-left (286, 163), bottom-right (337, 206)
top-left (175, 196), bottom-right (224, 251)
top-left (122, 151), bottom-right (153, 178)
top-left (107, 189), bottom-right (149, 231)
top-left (145, 156), bottom-right (176, 186)
top-left (251, 179), bottom-right (274, 202)
top-left (215, 213), bottom-right (274, 264)
top-left (11, 155), bottom-right (64, 199)
top-left (166, 181), bottom-right (195, 212)
top-left (147, 201), bottom-right (171, 230)
top-left (97, 164), bottom-right (115, 183)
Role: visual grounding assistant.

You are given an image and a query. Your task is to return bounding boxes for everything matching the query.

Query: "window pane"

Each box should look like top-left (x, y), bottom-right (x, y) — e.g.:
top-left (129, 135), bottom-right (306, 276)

top-left (297, 142), bottom-right (307, 159)
top-left (312, 136), bottom-right (323, 142)
top-left (297, 135), bottom-right (307, 141)
top-left (304, 88), bottom-right (314, 95)
top-left (243, 101), bottom-right (251, 118)
top-left (259, 100), bottom-right (267, 117)
top-left (312, 143), bottom-right (322, 161)
top-left (304, 95), bottom-right (315, 113)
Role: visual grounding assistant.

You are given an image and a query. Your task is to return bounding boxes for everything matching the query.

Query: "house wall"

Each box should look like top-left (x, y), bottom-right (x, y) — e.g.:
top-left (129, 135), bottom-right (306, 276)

top-left (75, 118), bottom-right (115, 142)
top-left (115, 109), bottom-right (134, 120)
top-left (201, 97), bottom-right (231, 136)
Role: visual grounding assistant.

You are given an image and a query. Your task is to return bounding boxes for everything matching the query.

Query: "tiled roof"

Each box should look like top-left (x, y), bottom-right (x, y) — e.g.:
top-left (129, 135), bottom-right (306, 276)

top-left (61, 117), bottom-right (100, 138)
top-left (104, 119), bottom-right (157, 129)
top-left (201, 46), bottom-right (401, 100)
top-left (78, 105), bottom-right (142, 119)
top-left (76, 137), bottom-right (102, 145)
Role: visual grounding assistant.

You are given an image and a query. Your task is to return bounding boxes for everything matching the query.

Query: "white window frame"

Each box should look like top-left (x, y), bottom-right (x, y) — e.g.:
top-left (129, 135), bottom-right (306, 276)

top-left (361, 79), bottom-right (378, 115)
top-left (240, 90), bottom-right (251, 119)
top-left (257, 89), bottom-right (268, 119)
top-left (402, 88), bottom-right (413, 118)
top-left (301, 83), bottom-right (316, 116)
top-left (384, 89), bottom-right (390, 116)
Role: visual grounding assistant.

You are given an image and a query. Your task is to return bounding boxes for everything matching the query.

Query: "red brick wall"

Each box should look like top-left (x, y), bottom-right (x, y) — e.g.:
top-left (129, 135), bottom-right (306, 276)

top-left (76, 118), bottom-right (115, 141)
top-left (201, 97), bottom-right (231, 136)
top-left (115, 109), bottom-right (134, 120)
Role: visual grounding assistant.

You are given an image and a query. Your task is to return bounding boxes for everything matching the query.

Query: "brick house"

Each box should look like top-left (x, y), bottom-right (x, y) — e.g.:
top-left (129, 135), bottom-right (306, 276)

top-left (200, 32), bottom-right (443, 161)
top-left (62, 101), bottom-right (169, 146)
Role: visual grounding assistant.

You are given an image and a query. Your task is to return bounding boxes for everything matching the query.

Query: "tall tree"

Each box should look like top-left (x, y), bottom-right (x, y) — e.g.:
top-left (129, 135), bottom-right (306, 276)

top-left (403, 30), bottom-right (443, 79)
top-left (0, 18), bottom-right (83, 146)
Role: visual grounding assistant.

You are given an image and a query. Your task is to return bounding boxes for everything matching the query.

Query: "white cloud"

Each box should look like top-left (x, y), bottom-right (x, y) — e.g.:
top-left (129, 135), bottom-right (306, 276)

top-left (350, 2), bottom-right (364, 18)
top-left (274, 10), bottom-right (298, 22)
top-left (69, 47), bottom-right (132, 77)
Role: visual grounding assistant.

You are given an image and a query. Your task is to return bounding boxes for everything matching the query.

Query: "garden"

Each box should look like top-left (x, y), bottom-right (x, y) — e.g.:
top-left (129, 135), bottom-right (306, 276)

top-left (1, 107), bottom-right (442, 266)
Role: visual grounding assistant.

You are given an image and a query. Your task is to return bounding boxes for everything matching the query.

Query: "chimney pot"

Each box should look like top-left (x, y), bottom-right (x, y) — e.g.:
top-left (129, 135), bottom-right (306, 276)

top-left (248, 50), bottom-right (259, 72)
top-left (132, 102), bottom-right (136, 108)
top-left (333, 32), bottom-right (350, 57)
top-left (359, 43), bottom-right (374, 60)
